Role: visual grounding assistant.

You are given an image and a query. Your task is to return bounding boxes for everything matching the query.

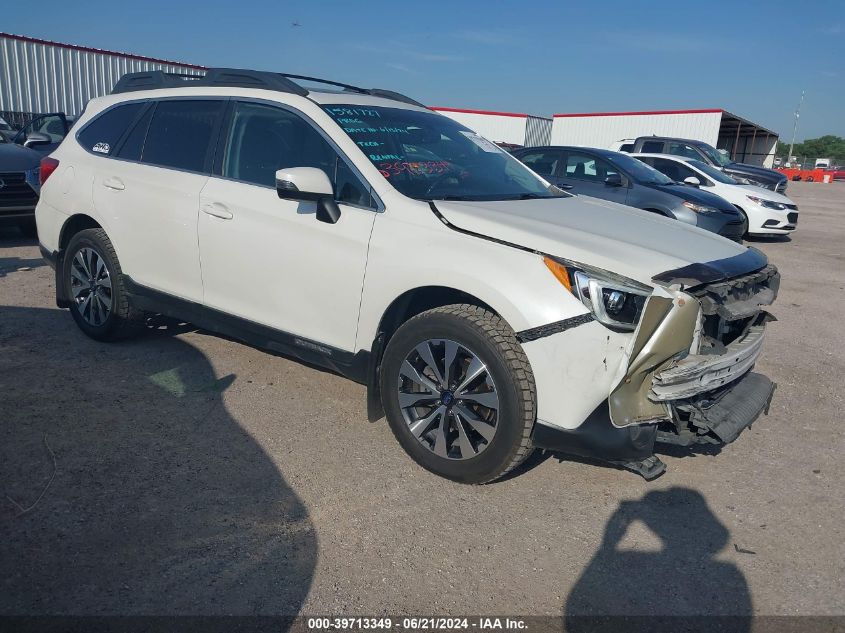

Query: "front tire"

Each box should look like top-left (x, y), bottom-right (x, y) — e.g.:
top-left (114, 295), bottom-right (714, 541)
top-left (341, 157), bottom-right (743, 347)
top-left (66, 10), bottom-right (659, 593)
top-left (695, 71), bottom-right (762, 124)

top-left (380, 304), bottom-right (536, 484)
top-left (64, 228), bottom-right (143, 341)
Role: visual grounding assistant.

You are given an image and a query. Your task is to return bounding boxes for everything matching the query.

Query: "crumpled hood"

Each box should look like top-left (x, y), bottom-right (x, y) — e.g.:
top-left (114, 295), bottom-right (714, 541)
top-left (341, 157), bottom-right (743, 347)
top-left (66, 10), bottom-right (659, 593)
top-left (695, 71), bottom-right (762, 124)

top-left (433, 195), bottom-right (750, 286)
top-left (0, 143), bottom-right (41, 171)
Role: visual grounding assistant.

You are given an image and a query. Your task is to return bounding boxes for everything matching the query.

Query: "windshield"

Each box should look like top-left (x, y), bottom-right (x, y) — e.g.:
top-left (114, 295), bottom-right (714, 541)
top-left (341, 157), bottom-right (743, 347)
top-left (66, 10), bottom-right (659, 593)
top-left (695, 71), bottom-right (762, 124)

top-left (688, 159), bottom-right (738, 184)
top-left (611, 152), bottom-right (674, 185)
top-left (322, 104), bottom-right (561, 201)
top-left (699, 143), bottom-right (732, 167)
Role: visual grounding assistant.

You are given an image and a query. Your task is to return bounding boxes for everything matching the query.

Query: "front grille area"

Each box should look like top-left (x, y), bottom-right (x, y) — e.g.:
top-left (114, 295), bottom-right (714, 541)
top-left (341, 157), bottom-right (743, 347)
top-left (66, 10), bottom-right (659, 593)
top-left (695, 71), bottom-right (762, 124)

top-left (0, 171), bottom-right (38, 215)
top-left (787, 212), bottom-right (798, 224)
top-left (690, 265), bottom-right (779, 350)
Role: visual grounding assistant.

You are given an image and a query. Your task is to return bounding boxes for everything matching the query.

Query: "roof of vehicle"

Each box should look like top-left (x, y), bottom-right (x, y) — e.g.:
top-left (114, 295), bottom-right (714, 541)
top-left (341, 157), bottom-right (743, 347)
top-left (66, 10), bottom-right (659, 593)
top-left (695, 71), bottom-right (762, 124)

top-left (632, 153), bottom-right (698, 162)
top-left (633, 135), bottom-right (713, 146)
top-left (110, 68), bottom-right (428, 112)
top-left (514, 145), bottom-right (625, 159)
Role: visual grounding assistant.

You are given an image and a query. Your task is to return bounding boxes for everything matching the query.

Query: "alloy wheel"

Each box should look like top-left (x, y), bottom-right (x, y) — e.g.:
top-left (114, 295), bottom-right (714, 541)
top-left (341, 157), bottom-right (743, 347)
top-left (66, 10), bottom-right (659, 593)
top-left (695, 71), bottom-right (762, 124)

top-left (69, 246), bottom-right (113, 327)
top-left (397, 339), bottom-right (499, 460)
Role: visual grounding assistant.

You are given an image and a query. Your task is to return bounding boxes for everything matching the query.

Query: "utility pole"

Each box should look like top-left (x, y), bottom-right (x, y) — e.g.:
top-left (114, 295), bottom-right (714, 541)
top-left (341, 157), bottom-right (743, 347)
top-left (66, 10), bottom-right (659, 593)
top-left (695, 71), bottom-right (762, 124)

top-left (787, 90), bottom-right (805, 166)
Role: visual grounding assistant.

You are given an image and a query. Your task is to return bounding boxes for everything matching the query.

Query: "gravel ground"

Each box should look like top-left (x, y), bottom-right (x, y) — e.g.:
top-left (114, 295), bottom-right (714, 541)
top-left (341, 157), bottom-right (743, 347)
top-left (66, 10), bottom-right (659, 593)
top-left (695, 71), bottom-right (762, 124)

top-left (0, 181), bottom-right (843, 620)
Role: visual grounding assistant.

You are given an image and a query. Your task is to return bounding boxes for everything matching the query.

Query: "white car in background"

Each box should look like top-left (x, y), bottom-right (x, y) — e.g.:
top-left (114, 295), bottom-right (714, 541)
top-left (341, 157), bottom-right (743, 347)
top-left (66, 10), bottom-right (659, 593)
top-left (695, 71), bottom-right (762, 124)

top-left (633, 153), bottom-right (798, 237)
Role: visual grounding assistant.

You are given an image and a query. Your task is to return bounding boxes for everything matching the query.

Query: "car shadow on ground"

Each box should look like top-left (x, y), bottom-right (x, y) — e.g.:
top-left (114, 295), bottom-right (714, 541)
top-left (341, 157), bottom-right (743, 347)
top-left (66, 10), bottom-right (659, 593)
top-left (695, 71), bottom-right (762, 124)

top-left (563, 486), bottom-right (752, 633)
top-left (745, 234), bottom-right (792, 244)
top-left (0, 225), bottom-right (38, 245)
top-left (0, 255), bottom-right (46, 277)
top-left (0, 306), bottom-right (317, 623)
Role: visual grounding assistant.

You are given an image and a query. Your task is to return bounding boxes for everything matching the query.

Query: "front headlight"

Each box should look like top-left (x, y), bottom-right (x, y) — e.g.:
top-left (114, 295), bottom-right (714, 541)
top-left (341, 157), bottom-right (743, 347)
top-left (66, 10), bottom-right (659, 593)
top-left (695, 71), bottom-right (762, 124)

top-left (682, 200), bottom-right (721, 214)
top-left (544, 257), bottom-right (651, 331)
top-left (24, 167), bottom-right (40, 194)
top-left (746, 195), bottom-right (786, 210)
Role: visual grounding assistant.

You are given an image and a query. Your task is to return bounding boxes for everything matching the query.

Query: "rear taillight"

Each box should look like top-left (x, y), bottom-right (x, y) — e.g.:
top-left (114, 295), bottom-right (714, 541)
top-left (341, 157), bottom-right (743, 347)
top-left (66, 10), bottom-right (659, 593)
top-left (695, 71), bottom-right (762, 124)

top-left (40, 157), bottom-right (60, 186)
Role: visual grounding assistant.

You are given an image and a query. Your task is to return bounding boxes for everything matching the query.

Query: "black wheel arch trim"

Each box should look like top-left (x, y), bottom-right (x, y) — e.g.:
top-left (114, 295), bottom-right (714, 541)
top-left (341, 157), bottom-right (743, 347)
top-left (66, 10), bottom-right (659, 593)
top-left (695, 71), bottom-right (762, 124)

top-left (516, 313), bottom-right (594, 342)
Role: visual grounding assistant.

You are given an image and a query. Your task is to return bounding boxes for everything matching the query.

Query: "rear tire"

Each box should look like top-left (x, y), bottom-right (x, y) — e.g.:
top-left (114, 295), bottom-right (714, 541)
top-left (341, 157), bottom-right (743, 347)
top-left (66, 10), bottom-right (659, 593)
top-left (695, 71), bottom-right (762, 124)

top-left (380, 304), bottom-right (536, 484)
top-left (64, 228), bottom-right (144, 341)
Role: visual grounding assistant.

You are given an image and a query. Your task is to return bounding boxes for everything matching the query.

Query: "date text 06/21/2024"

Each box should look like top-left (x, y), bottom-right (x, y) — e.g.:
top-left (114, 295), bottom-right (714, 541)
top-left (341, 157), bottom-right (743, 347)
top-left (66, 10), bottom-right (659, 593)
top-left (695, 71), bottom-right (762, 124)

top-left (306, 617), bottom-right (528, 630)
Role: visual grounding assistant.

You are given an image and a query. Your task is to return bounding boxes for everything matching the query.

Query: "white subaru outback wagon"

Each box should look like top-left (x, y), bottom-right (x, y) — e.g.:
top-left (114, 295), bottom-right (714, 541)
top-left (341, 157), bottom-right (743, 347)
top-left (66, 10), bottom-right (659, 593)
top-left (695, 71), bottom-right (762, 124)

top-left (35, 69), bottom-right (779, 483)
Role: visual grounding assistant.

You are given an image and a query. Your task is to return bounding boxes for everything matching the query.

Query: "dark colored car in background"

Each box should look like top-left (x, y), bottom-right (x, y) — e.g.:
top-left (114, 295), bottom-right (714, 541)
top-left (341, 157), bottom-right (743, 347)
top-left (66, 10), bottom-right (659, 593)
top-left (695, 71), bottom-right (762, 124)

top-left (513, 146), bottom-right (747, 242)
top-left (0, 113), bottom-right (71, 237)
top-left (618, 136), bottom-right (788, 193)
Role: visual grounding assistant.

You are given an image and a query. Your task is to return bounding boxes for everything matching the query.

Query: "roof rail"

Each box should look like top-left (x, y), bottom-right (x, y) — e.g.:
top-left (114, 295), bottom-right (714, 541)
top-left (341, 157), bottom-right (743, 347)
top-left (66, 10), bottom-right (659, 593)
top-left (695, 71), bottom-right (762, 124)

top-left (111, 67), bottom-right (426, 108)
top-left (111, 68), bottom-right (309, 96)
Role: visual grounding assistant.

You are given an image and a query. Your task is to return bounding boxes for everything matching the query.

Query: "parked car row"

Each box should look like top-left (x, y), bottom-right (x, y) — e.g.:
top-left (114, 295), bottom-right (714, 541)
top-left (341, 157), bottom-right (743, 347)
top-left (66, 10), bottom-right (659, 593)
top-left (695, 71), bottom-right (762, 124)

top-left (33, 68), bottom-right (780, 484)
top-left (0, 113), bottom-right (72, 236)
top-left (611, 135), bottom-right (789, 193)
top-left (512, 141), bottom-right (799, 240)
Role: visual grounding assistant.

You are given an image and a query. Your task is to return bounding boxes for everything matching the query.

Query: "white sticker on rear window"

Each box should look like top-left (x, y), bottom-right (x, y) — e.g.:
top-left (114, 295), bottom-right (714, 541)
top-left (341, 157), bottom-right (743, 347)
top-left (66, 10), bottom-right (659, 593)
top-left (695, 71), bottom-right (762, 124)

top-left (92, 142), bottom-right (110, 154)
top-left (459, 131), bottom-right (501, 153)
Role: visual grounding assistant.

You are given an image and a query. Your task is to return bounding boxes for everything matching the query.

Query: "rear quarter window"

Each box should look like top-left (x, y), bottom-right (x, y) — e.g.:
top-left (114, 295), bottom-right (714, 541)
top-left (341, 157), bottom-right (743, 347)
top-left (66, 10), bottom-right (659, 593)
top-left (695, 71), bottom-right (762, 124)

top-left (77, 103), bottom-right (145, 155)
top-left (141, 100), bottom-right (224, 173)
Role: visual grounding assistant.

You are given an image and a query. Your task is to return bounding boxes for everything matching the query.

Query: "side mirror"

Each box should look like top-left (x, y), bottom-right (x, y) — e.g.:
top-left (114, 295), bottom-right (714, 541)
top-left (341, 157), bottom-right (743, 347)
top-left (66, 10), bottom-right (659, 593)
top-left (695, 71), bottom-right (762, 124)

top-left (276, 167), bottom-right (341, 224)
top-left (683, 176), bottom-right (701, 187)
top-left (23, 132), bottom-right (51, 148)
top-left (604, 173), bottom-right (623, 187)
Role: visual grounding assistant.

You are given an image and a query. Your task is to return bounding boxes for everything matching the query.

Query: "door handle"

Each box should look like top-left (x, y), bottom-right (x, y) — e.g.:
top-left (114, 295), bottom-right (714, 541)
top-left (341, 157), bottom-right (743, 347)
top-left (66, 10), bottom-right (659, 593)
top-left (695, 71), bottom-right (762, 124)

top-left (557, 183), bottom-right (574, 190)
top-left (103, 177), bottom-right (125, 191)
top-left (202, 202), bottom-right (233, 220)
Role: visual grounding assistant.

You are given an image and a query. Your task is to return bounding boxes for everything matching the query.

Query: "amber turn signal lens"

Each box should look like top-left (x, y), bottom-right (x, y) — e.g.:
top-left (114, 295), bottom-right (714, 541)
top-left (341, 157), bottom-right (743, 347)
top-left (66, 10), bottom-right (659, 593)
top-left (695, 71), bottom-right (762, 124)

top-left (543, 256), bottom-right (572, 292)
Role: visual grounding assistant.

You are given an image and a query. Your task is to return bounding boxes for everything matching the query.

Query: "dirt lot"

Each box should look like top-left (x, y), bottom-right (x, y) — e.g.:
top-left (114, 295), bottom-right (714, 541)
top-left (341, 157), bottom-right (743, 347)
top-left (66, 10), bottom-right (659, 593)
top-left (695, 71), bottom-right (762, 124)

top-left (1, 181), bottom-right (843, 620)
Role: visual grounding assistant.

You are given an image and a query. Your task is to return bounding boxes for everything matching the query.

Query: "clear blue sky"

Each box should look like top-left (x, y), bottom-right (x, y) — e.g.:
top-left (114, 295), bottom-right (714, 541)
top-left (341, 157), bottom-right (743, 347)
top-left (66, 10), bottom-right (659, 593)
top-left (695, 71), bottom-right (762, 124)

top-left (6, 0), bottom-right (844, 140)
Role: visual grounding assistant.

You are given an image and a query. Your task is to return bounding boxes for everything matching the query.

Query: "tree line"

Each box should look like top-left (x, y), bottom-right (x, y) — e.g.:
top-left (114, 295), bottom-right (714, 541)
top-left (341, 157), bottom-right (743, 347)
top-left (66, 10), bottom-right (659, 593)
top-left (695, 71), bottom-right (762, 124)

top-left (776, 135), bottom-right (845, 162)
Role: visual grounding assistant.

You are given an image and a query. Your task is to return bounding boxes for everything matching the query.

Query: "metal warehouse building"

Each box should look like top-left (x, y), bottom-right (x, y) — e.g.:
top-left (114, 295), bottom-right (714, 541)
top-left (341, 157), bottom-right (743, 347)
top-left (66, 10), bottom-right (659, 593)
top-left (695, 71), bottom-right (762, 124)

top-left (432, 107), bottom-right (553, 147)
top-left (0, 32), bottom-right (204, 126)
top-left (551, 108), bottom-right (779, 168)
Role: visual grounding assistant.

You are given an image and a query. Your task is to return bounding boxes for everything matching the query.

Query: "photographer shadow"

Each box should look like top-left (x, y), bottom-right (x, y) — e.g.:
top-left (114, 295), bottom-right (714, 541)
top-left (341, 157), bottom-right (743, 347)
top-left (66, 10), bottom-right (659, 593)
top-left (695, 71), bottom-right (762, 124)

top-left (0, 306), bottom-right (317, 623)
top-left (565, 487), bottom-right (751, 633)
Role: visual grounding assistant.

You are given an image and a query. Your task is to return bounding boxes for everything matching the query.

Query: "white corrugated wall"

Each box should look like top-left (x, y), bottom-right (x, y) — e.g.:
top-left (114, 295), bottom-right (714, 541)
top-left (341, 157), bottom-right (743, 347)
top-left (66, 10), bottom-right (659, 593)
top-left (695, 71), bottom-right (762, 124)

top-left (432, 109), bottom-right (529, 145)
top-left (525, 115), bottom-right (552, 146)
top-left (550, 112), bottom-right (723, 149)
top-left (0, 34), bottom-right (205, 116)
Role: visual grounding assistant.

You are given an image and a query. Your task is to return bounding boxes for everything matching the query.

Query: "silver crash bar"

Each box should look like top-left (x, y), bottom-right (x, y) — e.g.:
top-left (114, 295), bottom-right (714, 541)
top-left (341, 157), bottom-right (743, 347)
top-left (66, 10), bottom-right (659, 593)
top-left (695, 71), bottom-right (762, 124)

top-left (650, 325), bottom-right (766, 401)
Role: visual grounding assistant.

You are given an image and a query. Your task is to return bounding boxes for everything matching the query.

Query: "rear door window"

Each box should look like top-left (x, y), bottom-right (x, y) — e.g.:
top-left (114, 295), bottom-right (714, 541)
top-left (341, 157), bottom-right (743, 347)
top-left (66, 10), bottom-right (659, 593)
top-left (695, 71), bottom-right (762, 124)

top-left (564, 152), bottom-right (617, 182)
top-left (116, 105), bottom-right (153, 161)
top-left (77, 103), bottom-right (144, 155)
top-left (640, 140), bottom-right (664, 153)
top-left (517, 150), bottom-right (562, 177)
top-left (667, 142), bottom-right (702, 160)
top-left (141, 100), bottom-right (224, 173)
top-left (650, 157), bottom-right (699, 182)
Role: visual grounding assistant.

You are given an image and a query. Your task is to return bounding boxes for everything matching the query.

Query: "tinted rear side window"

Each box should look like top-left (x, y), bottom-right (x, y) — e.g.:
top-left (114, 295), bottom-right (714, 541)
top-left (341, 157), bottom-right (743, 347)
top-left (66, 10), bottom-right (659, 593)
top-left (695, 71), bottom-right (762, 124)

top-left (142, 100), bottom-right (224, 172)
top-left (116, 106), bottom-right (153, 161)
top-left (77, 103), bottom-right (144, 155)
top-left (640, 140), bottom-right (664, 153)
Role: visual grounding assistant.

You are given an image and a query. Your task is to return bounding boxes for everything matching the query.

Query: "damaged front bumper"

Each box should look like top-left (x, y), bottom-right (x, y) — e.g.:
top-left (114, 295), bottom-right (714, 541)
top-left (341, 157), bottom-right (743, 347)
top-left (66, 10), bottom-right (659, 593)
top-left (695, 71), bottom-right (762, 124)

top-left (609, 257), bottom-right (780, 450)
